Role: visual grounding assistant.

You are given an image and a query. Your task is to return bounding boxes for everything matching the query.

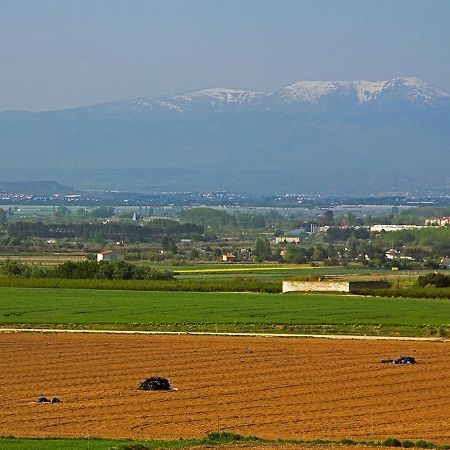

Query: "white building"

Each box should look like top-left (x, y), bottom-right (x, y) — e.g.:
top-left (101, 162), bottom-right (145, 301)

top-left (275, 236), bottom-right (301, 244)
top-left (370, 224), bottom-right (424, 232)
top-left (96, 251), bottom-right (125, 262)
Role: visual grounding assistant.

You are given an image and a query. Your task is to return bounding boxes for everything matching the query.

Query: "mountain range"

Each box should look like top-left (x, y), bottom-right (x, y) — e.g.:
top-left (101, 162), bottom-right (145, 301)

top-left (1, 77), bottom-right (449, 194)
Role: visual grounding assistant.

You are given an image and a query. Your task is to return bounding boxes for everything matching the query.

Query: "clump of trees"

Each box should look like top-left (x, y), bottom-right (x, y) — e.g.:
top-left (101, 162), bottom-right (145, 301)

top-left (417, 272), bottom-right (450, 288)
top-left (178, 207), bottom-right (267, 232)
top-left (0, 260), bottom-right (173, 280)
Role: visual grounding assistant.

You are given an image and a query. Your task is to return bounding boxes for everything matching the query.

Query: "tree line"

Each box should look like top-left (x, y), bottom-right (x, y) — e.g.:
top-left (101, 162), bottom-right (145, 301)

top-left (7, 220), bottom-right (203, 243)
top-left (0, 259), bottom-right (174, 280)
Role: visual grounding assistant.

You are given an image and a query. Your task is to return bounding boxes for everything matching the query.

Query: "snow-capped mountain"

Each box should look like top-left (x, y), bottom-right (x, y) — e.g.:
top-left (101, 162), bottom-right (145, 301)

top-left (264, 77), bottom-right (450, 110)
top-left (68, 77), bottom-right (450, 119)
top-left (1, 77), bottom-right (449, 194)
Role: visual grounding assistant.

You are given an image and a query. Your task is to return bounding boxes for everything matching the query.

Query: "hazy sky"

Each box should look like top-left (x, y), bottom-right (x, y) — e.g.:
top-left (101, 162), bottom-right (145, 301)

top-left (1, 0), bottom-right (450, 111)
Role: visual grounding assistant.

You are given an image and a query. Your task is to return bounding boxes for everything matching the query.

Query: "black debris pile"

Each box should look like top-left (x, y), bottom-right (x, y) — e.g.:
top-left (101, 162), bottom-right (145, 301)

top-left (36, 396), bottom-right (61, 403)
top-left (139, 377), bottom-right (172, 391)
top-left (380, 356), bottom-right (416, 365)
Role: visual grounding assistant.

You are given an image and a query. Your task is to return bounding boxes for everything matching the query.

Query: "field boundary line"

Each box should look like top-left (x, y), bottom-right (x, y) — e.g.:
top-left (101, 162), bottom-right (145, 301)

top-left (0, 327), bottom-right (447, 341)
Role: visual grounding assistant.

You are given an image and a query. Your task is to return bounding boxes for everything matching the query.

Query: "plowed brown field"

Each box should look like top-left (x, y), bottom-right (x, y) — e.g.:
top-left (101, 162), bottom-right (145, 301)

top-left (0, 333), bottom-right (448, 443)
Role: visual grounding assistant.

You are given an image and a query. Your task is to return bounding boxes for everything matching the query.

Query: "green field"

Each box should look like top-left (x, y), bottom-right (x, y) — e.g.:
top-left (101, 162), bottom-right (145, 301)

top-left (1, 433), bottom-right (446, 450)
top-left (173, 265), bottom-right (389, 280)
top-left (0, 287), bottom-right (448, 336)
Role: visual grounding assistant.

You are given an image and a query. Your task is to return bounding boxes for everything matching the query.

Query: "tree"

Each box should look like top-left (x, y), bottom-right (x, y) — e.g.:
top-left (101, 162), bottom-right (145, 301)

top-left (321, 210), bottom-right (335, 226)
top-left (254, 237), bottom-right (271, 261)
top-left (0, 208), bottom-right (7, 228)
top-left (90, 206), bottom-right (115, 218)
top-left (189, 248), bottom-right (200, 259)
top-left (312, 245), bottom-right (327, 261)
top-left (283, 245), bottom-right (307, 264)
top-left (54, 206), bottom-right (71, 220)
top-left (161, 236), bottom-right (177, 254)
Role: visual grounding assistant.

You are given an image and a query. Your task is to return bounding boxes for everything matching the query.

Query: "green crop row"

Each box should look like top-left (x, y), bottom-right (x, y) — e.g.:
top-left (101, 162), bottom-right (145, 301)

top-left (0, 276), bottom-right (281, 293)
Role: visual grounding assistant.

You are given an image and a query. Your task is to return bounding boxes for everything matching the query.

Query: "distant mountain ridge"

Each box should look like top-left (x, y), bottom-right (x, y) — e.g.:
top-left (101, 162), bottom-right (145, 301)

top-left (1, 77), bottom-right (449, 194)
top-left (0, 181), bottom-right (73, 195)
top-left (79, 77), bottom-right (450, 115)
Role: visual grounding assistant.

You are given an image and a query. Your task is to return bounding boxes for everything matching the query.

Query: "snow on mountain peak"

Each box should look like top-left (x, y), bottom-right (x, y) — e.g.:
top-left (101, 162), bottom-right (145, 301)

top-left (382, 77), bottom-right (450, 103)
top-left (178, 87), bottom-right (269, 105)
top-left (276, 77), bottom-right (450, 105)
top-left (118, 77), bottom-right (449, 115)
top-left (279, 80), bottom-right (340, 103)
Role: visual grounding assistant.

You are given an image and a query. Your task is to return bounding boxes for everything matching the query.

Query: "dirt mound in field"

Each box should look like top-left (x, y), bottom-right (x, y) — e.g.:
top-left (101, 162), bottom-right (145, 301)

top-left (139, 377), bottom-right (172, 391)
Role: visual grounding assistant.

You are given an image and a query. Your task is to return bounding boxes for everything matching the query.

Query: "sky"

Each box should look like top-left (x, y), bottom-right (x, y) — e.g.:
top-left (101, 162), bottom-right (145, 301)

top-left (1, 0), bottom-right (450, 111)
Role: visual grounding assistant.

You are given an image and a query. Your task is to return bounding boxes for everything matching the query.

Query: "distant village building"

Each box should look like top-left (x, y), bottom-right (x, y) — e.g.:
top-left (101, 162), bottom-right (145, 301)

top-left (425, 217), bottom-right (450, 226)
top-left (440, 256), bottom-right (450, 269)
top-left (275, 236), bottom-right (301, 244)
top-left (238, 248), bottom-right (252, 261)
top-left (385, 248), bottom-right (401, 260)
top-left (370, 224), bottom-right (425, 232)
top-left (222, 253), bottom-right (237, 262)
top-left (96, 251), bottom-right (125, 262)
top-left (385, 248), bottom-right (414, 261)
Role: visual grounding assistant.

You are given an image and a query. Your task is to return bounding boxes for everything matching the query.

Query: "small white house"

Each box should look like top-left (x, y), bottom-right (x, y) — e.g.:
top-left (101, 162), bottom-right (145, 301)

top-left (96, 251), bottom-right (124, 262)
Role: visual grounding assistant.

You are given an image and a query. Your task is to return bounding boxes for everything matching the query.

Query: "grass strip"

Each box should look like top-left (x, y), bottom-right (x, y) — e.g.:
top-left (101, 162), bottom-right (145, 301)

top-left (357, 288), bottom-right (450, 300)
top-left (0, 432), bottom-right (448, 450)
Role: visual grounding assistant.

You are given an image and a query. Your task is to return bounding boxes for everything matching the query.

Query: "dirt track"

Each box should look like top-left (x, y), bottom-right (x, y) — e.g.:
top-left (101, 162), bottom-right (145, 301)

top-left (0, 333), bottom-right (448, 442)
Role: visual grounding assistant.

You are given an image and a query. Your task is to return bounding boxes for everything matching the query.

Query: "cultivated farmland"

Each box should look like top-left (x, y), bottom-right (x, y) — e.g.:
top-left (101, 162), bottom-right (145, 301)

top-left (0, 333), bottom-right (448, 443)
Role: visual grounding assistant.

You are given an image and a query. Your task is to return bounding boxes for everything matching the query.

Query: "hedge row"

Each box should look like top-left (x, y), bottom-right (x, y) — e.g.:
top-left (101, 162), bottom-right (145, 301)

top-left (0, 259), bottom-right (173, 280)
top-left (356, 287), bottom-right (450, 299)
top-left (0, 277), bottom-right (282, 293)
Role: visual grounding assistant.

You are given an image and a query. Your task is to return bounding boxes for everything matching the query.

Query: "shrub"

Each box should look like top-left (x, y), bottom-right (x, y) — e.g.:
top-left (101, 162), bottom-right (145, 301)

top-left (382, 438), bottom-right (402, 447)
top-left (0, 260), bottom-right (32, 277)
top-left (415, 440), bottom-right (436, 449)
top-left (417, 273), bottom-right (450, 288)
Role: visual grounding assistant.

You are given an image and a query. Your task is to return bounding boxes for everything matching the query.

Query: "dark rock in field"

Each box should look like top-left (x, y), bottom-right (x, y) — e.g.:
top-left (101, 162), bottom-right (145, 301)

top-left (380, 356), bottom-right (416, 364)
top-left (37, 396), bottom-right (62, 403)
top-left (139, 377), bottom-right (172, 391)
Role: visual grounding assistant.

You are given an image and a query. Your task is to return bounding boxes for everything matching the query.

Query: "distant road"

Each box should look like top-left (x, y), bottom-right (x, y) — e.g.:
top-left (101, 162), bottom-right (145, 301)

top-left (0, 327), bottom-right (447, 342)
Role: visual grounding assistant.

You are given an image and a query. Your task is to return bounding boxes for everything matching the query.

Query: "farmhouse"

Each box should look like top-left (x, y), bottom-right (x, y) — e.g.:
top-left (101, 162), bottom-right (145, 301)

top-left (282, 279), bottom-right (390, 293)
top-left (222, 253), bottom-right (237, 262)
top-left (96, 250), bottom-right (125, 262)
